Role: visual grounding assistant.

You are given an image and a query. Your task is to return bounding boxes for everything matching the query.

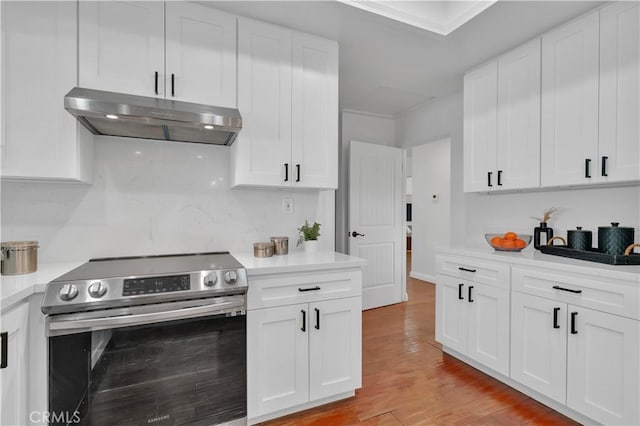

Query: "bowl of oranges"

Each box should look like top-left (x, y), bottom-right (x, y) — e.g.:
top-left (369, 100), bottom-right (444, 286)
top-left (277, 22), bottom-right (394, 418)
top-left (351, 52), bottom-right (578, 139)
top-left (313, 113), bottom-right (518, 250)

top-left (485, 232), bottom-right (532, 252)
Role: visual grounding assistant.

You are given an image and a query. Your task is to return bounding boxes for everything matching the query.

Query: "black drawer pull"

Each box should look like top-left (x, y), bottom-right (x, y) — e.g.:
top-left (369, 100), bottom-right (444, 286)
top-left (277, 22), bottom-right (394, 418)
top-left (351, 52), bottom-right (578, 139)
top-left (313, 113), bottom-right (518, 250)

top-left (298, 286), bottom-right (321, 292)
top-left (468, 286), bottom-right (474, 303)
top-left (284, 163), bottom-right (289, 182)
top-left (458, 267), bottom-right (477, 273)
top-left (570, 312), bottom-right (578, 334)
top-left (553, 307), bottom-right (560, 329)
top-left (171, 73), bottom-right (175, 97)
top-left (315, 308), bottom-right (320, 330)
top-left (488, 171), bottom-right (493, 187)
top-left (154, 71), bottom-right (159, 95)
top-left (1, 332), bottom-right (7, 369)
top-left (602, 156), bottom-right (608, 177)
top-left (301, 310), bottom-right (306, 332)
top-left (296, 164), bottom-right (301, 182)
top-left (458, 283), bottom-right (464, 300)
top-left (553, 285), bottom-right (582, 294)
top-left (585, 158), bottom-right (592, 178)
top-left (497, 170), bottom-right (503, 186)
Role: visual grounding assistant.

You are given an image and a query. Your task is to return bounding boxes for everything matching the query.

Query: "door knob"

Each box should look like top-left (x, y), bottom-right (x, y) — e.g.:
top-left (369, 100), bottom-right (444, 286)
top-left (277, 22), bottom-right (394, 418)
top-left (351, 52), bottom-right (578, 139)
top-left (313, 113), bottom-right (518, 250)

top-left (351, 231), bottom-right (365, 238)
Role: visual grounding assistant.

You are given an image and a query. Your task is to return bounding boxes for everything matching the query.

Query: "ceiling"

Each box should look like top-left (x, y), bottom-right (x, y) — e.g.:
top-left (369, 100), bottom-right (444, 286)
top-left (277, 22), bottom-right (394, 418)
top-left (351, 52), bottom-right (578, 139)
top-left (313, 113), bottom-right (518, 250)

top-left (208, 1), bottom-right (602, 117)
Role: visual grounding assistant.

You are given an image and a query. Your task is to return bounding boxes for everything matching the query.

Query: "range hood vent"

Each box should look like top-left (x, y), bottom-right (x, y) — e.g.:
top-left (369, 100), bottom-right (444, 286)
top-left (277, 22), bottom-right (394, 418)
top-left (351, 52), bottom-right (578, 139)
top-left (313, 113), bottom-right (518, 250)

top-left (64, 87), bottom-right (242, 145)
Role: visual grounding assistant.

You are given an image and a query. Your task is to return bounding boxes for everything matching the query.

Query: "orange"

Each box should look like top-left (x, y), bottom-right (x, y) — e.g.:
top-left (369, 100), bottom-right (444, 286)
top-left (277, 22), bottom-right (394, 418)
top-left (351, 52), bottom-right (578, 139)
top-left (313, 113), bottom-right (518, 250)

top-left (504, 232), bottom-right (518, 241)
top-left (514, 239), bottom-right (526, 248)
top-left (490, 236), bottom-right (504, 247)
top-left (502, 239), bottom-right (517, 249)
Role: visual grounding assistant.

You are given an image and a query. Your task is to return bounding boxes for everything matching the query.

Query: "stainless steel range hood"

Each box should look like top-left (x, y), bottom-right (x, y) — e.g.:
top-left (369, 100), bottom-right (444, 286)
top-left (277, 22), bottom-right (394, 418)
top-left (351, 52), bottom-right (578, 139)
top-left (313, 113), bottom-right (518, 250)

top-left (64, 87), bottom-right (242, 145)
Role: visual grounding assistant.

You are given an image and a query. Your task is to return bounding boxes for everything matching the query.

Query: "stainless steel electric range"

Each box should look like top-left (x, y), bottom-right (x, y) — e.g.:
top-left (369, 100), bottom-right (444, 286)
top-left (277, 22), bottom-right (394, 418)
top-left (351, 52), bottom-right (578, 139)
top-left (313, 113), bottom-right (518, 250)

top-left (41, 252), bottom-right (248, 426)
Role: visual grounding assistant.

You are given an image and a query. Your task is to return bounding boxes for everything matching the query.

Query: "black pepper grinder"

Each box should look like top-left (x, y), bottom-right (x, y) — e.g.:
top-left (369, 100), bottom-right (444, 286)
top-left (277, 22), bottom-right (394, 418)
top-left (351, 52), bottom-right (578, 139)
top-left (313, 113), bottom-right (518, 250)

top-left (534, 222), bottom-right (554, 250)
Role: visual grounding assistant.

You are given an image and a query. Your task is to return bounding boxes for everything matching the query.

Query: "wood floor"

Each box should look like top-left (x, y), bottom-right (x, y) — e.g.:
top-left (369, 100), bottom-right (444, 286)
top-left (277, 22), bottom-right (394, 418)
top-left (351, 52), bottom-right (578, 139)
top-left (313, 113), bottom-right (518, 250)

top-left (263, 254), bottom-right (579, 426)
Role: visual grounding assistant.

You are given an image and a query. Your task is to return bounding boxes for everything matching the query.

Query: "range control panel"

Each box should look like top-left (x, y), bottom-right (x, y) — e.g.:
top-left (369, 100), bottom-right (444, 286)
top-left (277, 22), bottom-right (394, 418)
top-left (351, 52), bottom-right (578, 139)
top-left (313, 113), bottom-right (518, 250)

top-left (123, 274), bottom-right (190, 296)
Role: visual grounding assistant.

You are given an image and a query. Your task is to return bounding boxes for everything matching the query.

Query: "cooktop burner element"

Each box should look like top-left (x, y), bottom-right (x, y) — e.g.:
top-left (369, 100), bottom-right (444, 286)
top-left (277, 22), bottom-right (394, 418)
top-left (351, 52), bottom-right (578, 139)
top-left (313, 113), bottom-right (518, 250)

top-left (42, 252), bottom-right (248, 315)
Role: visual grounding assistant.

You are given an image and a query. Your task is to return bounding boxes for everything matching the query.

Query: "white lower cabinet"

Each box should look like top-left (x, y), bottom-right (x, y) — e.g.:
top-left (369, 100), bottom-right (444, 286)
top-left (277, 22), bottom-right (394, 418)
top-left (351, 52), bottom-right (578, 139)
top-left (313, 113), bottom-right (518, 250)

top-left (511, 291), bottom-right (640, 425)
top-left (0, 302), bottom-right (30, 426)
top-left (436, 275), bottom-right (509, 376)
top-left (247, 268), bottom-right (362, 423)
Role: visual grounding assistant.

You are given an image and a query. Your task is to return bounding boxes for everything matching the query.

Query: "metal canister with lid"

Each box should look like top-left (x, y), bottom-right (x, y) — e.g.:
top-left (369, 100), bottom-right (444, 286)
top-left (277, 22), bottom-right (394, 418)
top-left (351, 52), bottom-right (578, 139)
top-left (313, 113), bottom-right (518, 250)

top-left (598, 222), bottom-right (635, 255)
top-left (1, 241), bottom-right (39, 275)
top-left (253, 242), bottom-right (275, 258)
top-left (270, 237), bottom-right (289, 255)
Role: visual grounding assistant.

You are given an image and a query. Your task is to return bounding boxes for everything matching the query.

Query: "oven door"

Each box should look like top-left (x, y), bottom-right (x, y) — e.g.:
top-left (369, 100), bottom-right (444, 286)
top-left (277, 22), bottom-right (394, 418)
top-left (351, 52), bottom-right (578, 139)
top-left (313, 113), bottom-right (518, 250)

top-left (47, 296), bottom-right (247, 426)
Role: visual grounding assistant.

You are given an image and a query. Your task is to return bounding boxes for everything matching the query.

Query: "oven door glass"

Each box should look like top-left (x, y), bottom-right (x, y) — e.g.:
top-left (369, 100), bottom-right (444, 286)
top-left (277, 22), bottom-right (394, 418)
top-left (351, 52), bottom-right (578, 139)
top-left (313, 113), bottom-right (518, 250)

top-left (49, 313), bottom-right (246, 426)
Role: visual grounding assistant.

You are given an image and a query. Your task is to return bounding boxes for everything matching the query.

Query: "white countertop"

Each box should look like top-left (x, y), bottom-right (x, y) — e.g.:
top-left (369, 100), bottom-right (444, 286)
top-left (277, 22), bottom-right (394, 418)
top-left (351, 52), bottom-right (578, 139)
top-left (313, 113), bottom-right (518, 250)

top-left (438, 245), bottom-right (640, 283)
top-left (0, 261), bottom-right (86, 311)
top-left (231, 250), bottom-right (367, 276)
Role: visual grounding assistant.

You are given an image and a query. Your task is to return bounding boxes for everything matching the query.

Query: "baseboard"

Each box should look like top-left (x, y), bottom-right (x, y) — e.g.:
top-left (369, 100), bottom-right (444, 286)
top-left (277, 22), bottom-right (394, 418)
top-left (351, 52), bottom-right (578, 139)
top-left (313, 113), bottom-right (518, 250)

top-left (409, 271), bottom-right (436, 283)
top-left (441, 347), bottom-right (597, 426)
top-left (248, 390), bottom-right (355, 425)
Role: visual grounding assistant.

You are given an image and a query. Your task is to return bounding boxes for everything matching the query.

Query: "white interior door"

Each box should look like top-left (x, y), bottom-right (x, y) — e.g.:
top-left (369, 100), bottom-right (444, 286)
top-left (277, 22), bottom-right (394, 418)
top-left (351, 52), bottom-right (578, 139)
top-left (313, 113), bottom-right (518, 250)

top-left (349, 141), bottom-right (403, 310)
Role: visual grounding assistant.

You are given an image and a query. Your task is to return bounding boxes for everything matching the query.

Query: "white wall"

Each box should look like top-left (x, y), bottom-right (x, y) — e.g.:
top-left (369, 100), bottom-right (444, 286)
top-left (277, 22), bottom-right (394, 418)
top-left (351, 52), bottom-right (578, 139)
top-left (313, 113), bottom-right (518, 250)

top-left (1, 137), bottom-right (334, 263)
top-left (397, 92), bottom-right (640, 250)
top-left (411, 138), bottom-right (451, 283)
top-left (336, 110), bottom-right (397, 253)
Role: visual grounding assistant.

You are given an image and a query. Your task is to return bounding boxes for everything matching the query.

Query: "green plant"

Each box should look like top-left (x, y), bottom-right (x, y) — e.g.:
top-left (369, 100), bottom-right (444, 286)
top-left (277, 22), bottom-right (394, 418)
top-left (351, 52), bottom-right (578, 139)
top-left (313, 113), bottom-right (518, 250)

top-left (297, 220), bottom-right (321, 246)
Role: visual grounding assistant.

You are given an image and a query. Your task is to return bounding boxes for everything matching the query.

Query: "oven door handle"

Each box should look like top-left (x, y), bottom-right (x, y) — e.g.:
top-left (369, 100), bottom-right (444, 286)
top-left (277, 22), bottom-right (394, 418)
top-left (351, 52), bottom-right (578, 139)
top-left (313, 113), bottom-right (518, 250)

top-left (47, 296), bottom-right (245, 336)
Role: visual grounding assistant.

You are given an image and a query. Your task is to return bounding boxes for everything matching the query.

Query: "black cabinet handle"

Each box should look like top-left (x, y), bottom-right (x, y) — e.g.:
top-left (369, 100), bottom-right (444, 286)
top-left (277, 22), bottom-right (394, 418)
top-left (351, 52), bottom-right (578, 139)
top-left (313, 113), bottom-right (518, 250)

top-left (468, 286), bottom-right (474, 303)
top-left (154, 71), bottom-right (159, 95)
top-left (601, 156), bottom-right (608, 177)
top-left (284, 163), bottom-right (289, 182)
top-left (315, 308), bottom-right (320, 330)
top-left (497, 170), bottom-right (503, 186)
top-left (301, 310), bottom-right (306, 332)
top-left (553, 307), bottom-right (560, 329)
top-left (553, 285), bottom-right (582, 294)
top-left (570, 312), bottom-right (578, 334)
top-left (296, 164), bottom-right (301, 182)
top-left (585, 158), bottom-right (591, 178)
top-left (298, 286), bottom-right (320, 292)
top-left (488, 171), bottom-right (493, 187)
top-left (458, 283), bottom-right (464, 300)
top-left (171, 73), bottom-right (175, 97)
top-left (458, 267), bottom-right (477, 273)
top-left (0, 332), bottom-right (7, 369)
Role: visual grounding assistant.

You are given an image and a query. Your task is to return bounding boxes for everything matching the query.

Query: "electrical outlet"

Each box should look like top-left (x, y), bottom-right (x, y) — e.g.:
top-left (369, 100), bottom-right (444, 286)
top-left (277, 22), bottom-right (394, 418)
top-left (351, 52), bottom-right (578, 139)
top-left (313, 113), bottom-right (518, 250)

top-left (282, 198), bottom-right (293, 214)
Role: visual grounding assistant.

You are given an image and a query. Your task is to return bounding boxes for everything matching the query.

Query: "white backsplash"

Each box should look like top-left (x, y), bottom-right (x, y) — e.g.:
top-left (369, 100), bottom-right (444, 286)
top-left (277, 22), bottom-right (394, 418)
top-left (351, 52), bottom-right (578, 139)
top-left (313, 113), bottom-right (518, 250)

top-left (1, 136), bottom-right (333, 263)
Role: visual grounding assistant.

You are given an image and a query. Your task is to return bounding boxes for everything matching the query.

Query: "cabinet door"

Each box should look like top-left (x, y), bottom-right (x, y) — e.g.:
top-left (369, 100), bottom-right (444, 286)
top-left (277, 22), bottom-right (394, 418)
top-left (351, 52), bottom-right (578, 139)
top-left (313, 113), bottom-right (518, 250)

top-left (1, 1), bottom-right (92, 182)
top-left (232, 18), bottom-right (292, 187)
top-left (599, 2), bottom-right (640, 183)
top-left (291, 33), bottom-right (339, 189)
top-left (466, 282), bottom-right (510, 376)
top-left (0, 303), bottom-right (29, 426)
top-left (165, 3), bottom-right (237, 107)
top-left (79, 1), bottom-right (164, 97)
top-left (541, 11), bottom-right (599, 187)
top-left (497, 39), bottom-right (541, 190)
top-left (463, 60), bottom-right (498, 193)
top-left (567, 306), bottom-right (639, 425)
top-left (510, 292), bottom-right (567, 404)
top-left (435, 275), bottom-right (468, 354)
top-left (309, 297), bottom-right (361, 400)
top-left (247, 304), bottom-right (308, 418)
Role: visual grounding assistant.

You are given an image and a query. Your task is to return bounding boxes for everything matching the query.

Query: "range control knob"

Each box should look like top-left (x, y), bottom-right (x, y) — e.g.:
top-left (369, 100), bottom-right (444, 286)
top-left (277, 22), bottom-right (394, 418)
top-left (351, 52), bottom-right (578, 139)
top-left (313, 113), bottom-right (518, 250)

top-left (88, 281), bottom-right (108, 298)
top-left (59, 284), bottom-right (78, 301)
top-left (203, 273), bottom-right (217, 287)
top-left (224, 270), bottom-right (238, 285)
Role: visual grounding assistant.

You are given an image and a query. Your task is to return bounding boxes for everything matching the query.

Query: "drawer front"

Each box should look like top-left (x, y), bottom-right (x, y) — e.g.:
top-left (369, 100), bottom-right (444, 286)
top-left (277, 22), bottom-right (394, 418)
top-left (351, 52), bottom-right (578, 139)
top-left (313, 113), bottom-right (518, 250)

top-left (512, 266), bottom-right (639, 320)
top-left (247, 269), bottom-right (362, 310)
top-left (436, 254), bottom-right (510, 289)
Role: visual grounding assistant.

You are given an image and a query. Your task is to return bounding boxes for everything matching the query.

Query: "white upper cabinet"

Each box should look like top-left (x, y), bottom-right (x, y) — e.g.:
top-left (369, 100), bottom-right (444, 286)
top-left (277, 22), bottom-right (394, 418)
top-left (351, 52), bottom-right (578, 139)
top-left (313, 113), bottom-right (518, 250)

top-left (80, 1), bottom-right (237, 106)
top-left (79, 1), bottom-right (165, 97)
top-left (291, 33), bottom-right (339, 189)
top-left (233, 18), bottom-right (293, 187)
top-left (598, 1), bottom-right (640, 183)
top-left (463, 60), bottom-right (498, 192)
top-left (165, 2), bottom-right (237, 107)
top-left (464, 39), bottom-right (541, 193)
top-left (496, 39), bottom-right (541, 190)
top-left (1, 1), bottom-right (93, 182)
top-left (541, 11), bottom-right (600, 187)
top-left (232, 19), bottom-right (339, 189)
